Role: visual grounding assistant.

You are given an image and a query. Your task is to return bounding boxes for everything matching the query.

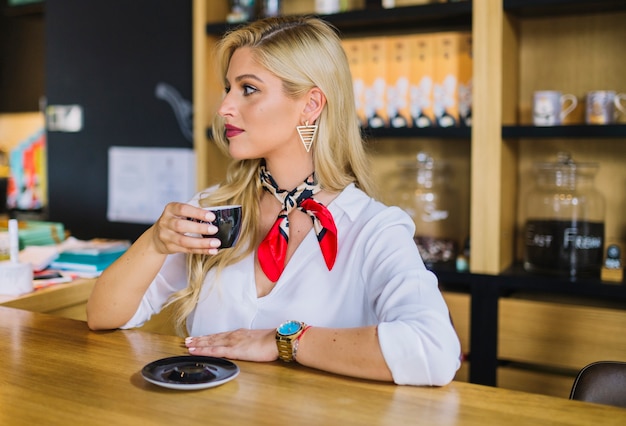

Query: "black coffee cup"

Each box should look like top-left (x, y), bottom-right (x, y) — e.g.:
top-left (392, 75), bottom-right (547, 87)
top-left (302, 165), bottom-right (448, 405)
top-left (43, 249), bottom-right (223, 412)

top-left (190, 205), bottom-right (242, 248)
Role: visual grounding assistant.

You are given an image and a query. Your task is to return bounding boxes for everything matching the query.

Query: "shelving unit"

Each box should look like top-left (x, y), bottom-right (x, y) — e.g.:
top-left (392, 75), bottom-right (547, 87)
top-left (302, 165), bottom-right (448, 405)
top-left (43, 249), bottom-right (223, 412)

top-left (438, 265), bottom-right (626, 388)
top-left (193, 0), bottom-right (626, 397)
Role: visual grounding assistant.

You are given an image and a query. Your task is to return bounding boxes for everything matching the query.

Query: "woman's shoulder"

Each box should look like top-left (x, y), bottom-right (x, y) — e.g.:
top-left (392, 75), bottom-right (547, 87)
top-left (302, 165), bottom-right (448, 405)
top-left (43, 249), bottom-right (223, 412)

top-left (334, 184), bottom-right (411, 225)
top-left (187, 185), bottom-right (220, 206)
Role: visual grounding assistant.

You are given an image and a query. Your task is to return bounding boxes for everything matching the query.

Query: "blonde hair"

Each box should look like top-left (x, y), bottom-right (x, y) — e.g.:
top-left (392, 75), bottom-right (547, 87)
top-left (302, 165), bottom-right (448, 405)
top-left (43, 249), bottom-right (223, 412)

top-left (169, 16), bottom-right (376, 335)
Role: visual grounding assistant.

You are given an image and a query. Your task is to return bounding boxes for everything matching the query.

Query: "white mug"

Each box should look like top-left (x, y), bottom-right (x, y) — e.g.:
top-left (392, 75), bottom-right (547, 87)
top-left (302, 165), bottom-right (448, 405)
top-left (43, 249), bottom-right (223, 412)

top-left (533, 91), bottom-right (578, 126)
top-left (585, 91), bottom-right (626, 125)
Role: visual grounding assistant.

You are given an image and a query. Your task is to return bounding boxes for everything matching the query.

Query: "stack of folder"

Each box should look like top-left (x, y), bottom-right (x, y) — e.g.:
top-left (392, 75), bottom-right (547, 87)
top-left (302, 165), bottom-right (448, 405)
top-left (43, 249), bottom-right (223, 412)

top-left (49, 238), bottom-right (130, 274)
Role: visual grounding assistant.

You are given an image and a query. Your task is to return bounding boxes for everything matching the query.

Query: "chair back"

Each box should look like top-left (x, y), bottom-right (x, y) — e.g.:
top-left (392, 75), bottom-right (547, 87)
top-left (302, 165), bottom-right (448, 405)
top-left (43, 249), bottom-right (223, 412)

top-left (569, 361), bottom-right (626, 408)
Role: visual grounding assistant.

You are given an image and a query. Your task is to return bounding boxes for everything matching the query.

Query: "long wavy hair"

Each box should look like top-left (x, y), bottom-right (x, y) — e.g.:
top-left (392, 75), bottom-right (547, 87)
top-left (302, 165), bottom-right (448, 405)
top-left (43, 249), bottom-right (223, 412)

top-left (168, 16), bottom-right (376, 335)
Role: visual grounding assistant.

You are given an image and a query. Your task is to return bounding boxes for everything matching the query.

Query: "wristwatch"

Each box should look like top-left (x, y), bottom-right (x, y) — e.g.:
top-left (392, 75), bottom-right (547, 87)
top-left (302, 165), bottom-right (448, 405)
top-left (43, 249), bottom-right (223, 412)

top-left (276, 320), bottom-right (308, 362)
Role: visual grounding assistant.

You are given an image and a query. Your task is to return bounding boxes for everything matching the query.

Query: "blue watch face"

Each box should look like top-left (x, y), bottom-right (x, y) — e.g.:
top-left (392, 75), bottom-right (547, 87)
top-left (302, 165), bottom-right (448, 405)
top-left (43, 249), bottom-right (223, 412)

top-left (278, 321), bottom-right (301, 336)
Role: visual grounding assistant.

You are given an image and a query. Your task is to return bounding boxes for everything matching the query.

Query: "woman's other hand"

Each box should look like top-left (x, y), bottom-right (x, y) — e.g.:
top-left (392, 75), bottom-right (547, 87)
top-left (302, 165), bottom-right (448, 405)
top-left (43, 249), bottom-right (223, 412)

top-left (185, 329), bottom-right (278, 362)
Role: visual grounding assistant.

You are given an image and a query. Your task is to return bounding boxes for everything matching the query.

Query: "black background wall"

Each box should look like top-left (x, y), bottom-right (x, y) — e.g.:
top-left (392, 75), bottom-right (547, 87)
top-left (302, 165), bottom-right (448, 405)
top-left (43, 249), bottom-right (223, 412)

top-left (45, 0), bottom-right (193, 241)
top-left (0, 0), bottom-right (45, 112)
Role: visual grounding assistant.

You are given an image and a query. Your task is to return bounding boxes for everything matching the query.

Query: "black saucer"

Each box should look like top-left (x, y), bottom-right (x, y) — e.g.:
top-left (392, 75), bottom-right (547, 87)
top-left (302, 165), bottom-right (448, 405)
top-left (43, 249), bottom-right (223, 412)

top-left (141, 356), bottom-right (239, 390)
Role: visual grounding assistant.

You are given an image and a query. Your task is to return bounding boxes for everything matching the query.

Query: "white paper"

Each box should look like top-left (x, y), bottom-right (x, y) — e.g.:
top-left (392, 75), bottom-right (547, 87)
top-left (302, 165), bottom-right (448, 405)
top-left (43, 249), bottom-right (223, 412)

top-left (107, 146), bottom-right (196, 224)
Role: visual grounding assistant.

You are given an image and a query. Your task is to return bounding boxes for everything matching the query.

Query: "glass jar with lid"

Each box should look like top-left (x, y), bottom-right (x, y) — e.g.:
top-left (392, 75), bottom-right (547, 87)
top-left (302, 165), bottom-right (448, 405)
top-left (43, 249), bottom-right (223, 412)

top-left (392, 152), bottom-right (461, 269)
top-left (523, 152), bottom-right (605, 277)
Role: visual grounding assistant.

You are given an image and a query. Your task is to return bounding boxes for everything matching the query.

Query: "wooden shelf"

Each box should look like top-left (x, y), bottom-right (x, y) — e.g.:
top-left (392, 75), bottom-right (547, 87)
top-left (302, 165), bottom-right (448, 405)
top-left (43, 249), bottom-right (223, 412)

top-left (365, 124), bottom-right (626, 140)
top-left (206, 2), bottom-right (472, 36)
top-left (504, 0), bottom-right (626, 17)
top-left (436, 264), bottom-right (626, 303)
top-left (204, 1), bottom-right (626, 34)
top-left (503, 124), bottom-right (626, 139)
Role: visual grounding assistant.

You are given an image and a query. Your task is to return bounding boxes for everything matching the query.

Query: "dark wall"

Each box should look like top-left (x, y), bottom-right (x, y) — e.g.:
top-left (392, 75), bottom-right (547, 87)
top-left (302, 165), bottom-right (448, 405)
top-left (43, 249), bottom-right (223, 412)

top-left (0, 0), bottom-right (45, 112)
top-left (45, 0), bottom-right (192, 240)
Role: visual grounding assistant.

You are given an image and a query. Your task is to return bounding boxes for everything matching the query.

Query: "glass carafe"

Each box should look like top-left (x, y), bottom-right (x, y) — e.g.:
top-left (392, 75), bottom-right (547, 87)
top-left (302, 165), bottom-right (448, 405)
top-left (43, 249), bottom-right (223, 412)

top-left (393, 152), bottom-right (460, 269)
top-left (523, 152), bottom-right (605, 277)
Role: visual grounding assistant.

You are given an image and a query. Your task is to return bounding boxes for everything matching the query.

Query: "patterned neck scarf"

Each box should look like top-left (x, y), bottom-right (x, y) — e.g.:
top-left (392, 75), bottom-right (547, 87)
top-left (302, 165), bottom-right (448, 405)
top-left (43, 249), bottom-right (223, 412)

top-left (258, 164), bottom-right (337, 282)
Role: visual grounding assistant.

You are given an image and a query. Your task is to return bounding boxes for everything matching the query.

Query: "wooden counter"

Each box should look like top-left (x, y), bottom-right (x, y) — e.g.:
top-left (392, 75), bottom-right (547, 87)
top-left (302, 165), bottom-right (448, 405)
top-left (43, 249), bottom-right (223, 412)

top-left (0, 277), bottom-right (176, 335)
top-left (1, 306), bottom-right (625, 425)
top-left (0, 278), bottom-right (95, 319)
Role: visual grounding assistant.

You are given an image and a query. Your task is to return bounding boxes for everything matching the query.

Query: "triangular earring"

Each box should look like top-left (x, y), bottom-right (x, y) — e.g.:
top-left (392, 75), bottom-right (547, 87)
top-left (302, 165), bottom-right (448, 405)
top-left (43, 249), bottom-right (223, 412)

top-left (296, 121), bottom-right (318, 153)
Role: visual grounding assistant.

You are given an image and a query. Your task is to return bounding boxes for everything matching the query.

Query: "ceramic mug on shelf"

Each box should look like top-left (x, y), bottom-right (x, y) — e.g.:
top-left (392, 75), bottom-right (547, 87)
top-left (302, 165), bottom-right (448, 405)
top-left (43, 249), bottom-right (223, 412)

top-left (533, 91), bottom-right (578, 126)
top-left (585, 91), bottom-right (626, 125)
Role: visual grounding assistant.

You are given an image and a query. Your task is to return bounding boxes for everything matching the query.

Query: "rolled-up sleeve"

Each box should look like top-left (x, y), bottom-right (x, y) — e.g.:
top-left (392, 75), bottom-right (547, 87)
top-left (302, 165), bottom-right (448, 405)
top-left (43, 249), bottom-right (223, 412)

top-left (362, 207), bottom-right (461, 386)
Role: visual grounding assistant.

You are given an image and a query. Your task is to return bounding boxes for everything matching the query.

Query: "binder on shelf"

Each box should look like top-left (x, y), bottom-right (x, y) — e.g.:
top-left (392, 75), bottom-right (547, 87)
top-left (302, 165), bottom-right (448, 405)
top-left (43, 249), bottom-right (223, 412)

top-left (457, 31), bottom-right (473, 127)
top-left (342, 38), bottom-right (367, 127)
top-left (386, 35), bottom-right (412, 129)
top-left (409, 33), bottom-right (436, 128)
top-left (363, 36), bottom-right (388, 129)
top-left (432, 31), bottom-right (473, 128)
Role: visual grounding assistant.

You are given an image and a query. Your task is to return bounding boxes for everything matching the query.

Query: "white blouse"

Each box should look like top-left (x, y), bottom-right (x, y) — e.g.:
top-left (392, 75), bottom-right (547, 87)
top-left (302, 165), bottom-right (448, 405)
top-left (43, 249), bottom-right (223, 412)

top-left (122, 183), bottom-right (461, 386)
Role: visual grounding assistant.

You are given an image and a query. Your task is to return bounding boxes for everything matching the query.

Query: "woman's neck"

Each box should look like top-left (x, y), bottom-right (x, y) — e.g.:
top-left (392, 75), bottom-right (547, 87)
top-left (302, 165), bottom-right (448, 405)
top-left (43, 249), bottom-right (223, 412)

top-left (263, 158), bottom-right (314, 190)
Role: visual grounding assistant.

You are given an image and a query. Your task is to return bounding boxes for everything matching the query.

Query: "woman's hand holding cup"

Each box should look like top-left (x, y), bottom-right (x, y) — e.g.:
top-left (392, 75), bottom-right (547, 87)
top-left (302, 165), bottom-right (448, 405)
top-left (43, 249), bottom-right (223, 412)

top-left (187, 205), bottom-right (243, 249)
top-left (151, 203), bottom-right (225, 255)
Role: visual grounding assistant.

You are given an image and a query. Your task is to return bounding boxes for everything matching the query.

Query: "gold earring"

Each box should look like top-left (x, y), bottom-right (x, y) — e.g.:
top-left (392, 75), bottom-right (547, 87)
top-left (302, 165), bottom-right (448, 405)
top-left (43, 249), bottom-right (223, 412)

top-left (296, 121), bottom-right (318, 153)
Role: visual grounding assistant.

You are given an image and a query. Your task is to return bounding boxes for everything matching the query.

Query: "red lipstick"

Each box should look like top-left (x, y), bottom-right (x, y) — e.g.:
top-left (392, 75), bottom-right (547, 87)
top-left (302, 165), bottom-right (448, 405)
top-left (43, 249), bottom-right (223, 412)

top-left (225, 124), bottom-right (243, 138)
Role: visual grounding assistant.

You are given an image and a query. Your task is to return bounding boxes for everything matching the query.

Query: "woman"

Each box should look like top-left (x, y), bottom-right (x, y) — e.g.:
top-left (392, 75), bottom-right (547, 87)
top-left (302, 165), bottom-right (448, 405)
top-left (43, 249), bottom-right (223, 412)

top-left (87, 16), bottom-right (460, 386)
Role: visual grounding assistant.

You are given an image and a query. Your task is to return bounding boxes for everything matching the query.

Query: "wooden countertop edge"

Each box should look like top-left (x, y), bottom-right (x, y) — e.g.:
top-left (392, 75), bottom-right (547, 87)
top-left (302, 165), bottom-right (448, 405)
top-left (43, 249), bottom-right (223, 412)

top-left (0, 278), bottom-right (95, 313)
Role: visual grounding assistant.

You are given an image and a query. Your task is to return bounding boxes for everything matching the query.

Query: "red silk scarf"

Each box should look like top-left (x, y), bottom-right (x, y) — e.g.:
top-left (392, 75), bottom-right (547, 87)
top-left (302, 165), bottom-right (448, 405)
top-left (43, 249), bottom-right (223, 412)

top-left (258, 165), bottom-right (337, 282)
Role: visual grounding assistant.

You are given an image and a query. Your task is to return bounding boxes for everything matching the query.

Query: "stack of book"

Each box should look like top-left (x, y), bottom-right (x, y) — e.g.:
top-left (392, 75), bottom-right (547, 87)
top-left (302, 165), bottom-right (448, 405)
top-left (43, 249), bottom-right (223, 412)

top-left (49, 237), bottom-right (130, 275)
top-left (0, 220), bottom-right (65, 249)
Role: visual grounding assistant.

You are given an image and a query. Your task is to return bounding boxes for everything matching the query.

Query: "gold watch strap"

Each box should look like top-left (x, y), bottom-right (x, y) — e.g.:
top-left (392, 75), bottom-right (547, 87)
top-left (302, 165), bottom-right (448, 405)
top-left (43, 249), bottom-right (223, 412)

top-left (276, 335), bottom-right (296, 362)
top-left (276, 322), bottom-right (307, 362)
